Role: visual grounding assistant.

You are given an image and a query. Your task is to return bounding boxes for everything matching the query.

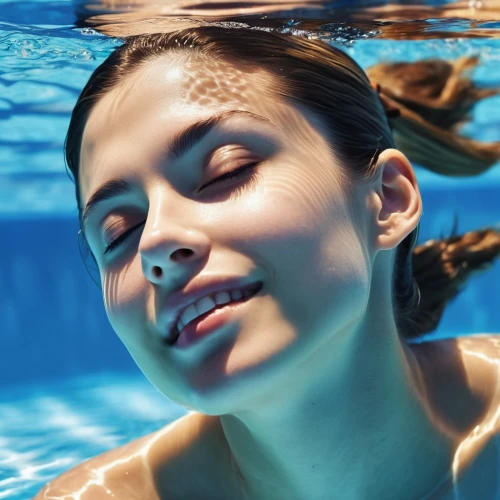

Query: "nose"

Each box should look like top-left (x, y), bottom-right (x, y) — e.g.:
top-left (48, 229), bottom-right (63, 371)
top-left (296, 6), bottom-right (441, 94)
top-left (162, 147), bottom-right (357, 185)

top-left (139, 220), bottom-right (211, 285)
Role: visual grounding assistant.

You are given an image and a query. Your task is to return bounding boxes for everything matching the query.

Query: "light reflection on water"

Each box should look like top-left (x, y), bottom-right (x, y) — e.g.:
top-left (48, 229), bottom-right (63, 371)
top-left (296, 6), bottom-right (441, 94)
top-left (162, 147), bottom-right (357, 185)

top-left (74, 0), bottom-right (500, 39)
top-left (1, 1), bottom-right (500, 499)
top-left (1, 0), bottom-right (499, 215)
top-left (0, 373), bottom-right (186, 500)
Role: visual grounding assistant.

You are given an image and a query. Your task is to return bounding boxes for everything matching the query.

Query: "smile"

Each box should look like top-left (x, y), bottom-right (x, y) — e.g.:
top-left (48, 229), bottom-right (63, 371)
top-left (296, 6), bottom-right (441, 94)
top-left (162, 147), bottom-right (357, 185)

top-left (170, 283), bottom-right (263, 348)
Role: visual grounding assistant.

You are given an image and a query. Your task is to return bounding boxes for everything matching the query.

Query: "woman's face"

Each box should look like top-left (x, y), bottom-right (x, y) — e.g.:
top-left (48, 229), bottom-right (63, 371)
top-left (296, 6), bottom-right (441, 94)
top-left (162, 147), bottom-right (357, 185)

top-left (79, 54), bottom-right (373, 414)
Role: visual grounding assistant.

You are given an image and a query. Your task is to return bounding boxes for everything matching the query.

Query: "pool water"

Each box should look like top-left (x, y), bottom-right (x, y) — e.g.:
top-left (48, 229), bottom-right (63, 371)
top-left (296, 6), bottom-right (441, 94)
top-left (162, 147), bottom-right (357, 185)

top-left (1, 0), bottom-right (500, 498)
top-left (0, 374), bottom-right (188, 499)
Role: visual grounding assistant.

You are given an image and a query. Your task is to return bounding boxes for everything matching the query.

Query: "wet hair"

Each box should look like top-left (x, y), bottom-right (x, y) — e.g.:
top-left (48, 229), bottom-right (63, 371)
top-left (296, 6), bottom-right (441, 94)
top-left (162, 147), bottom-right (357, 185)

top-left (65, 27), bottom-right (500, 342)
top-left (366, 56), bottom-right (500, 176)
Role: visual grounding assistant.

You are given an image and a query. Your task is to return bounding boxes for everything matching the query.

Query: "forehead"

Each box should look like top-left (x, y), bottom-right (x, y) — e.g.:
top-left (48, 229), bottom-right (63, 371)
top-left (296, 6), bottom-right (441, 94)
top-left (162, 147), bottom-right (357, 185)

top-left (180, 55), bottom-right (254, 107)
top-left (79, 54), bottom-right (274, 198)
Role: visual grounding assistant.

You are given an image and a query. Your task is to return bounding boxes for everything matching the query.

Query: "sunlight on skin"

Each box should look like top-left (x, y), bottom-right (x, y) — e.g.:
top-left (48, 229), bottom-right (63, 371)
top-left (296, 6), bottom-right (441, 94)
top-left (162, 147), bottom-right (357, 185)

top-left (37, 341), bottom-right (500, 500)
top-left (39, 45), bottom-right (500, 499)
top-left (457, 337), bottom-right (500, 475)
top-left (391, 334), bottom-right (500, 499)
top-left (446, 335), bottom-right (500, 499)
top-left (40, 417), bottom-right (190, 499)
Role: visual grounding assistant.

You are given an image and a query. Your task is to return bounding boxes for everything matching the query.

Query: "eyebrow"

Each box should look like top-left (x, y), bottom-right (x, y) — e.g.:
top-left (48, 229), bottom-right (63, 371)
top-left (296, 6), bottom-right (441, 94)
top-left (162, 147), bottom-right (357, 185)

top-left (80, 110), bottom-right (272, 232)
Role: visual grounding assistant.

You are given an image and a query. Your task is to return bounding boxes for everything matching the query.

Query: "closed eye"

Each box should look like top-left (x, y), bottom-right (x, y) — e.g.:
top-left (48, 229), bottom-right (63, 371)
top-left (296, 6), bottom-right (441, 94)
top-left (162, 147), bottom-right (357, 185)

top-left (102, 161), bottom-right (261, 256)
top-left (103, 221), bottom-right (146, 255)
top-left (198, 161), bottom-right (260, 191)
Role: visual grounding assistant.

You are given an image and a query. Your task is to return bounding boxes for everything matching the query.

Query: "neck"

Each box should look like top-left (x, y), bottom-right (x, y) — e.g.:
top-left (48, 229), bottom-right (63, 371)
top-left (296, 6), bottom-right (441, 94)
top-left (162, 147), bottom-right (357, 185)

top-left (217, 313), bottom-right (458, 500)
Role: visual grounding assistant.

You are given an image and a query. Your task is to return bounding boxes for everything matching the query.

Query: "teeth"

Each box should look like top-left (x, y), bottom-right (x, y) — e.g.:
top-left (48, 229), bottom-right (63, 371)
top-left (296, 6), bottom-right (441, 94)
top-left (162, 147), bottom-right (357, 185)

top-left (174, 285), bottom-right (260, 338)
top-left (214, 291), bottom-right (231, 305)
top-left (196, 295), bottom-right (216, 316)
top-left (180, 304), bottom-right (198, 330)
top-left (177, 296), bottom-right (217, 334)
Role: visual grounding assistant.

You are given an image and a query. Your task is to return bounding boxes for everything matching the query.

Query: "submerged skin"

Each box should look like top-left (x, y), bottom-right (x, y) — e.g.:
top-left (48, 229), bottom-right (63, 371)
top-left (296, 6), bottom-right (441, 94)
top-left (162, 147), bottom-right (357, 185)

top-left (36, 54), bottom-right (500, 499)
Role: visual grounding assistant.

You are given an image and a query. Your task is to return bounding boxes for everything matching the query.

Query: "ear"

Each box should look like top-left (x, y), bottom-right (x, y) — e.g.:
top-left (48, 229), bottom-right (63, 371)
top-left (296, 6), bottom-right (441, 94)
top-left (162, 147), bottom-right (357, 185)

top-left (372, 148), bottom-right (422, 251)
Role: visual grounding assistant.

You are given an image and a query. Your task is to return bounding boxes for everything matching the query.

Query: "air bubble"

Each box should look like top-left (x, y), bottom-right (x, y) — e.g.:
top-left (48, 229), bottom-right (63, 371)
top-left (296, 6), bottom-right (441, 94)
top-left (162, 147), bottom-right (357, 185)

top-left (80, 28), bottom-right (99, 36)
top-left (73, 49), bottom-right (94, 60)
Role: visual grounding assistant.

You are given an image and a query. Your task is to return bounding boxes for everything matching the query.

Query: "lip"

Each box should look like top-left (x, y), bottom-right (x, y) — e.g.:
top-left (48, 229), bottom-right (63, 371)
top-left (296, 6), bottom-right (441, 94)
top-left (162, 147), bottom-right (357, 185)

top-left (173, 288), bottom-right (261, 348)
top-left (161, 277), bottom-right (264, 345)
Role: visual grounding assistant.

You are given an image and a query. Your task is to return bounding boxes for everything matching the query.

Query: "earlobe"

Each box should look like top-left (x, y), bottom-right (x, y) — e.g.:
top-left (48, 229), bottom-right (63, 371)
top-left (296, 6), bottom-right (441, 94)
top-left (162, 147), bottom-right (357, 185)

top-left (374, 149), bottom-right (422, 251)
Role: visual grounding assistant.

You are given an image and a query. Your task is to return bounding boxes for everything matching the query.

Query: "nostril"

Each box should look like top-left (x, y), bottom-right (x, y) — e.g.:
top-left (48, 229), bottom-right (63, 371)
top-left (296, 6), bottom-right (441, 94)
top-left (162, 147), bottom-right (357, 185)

top-left (172, 248), bottom-right (195, 261)
top-left (152, 266), bottom-right (162, 278)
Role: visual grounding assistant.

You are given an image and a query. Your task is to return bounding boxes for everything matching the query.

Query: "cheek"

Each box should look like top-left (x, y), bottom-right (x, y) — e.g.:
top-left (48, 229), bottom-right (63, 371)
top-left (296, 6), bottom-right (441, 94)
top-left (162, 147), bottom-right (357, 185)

top-left (102, 264), bottom-right (148, 345)
top-left (221, 167), bottom-right (370, 335)
top-left (313, 224), bottom-right (371, 333)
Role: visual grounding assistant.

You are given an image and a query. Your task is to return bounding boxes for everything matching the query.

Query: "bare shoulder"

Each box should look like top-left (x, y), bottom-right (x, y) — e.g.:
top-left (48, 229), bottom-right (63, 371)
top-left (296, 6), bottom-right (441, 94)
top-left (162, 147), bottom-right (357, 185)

top-left (404, 334), bottom-right (500, 499)
top-left (416, 334), bottom-right (500, 447)
top-left (454, 332), bottom-right (500, 355)
top-left (454, 333), bottom-right (500, 398)
top-left (428, 333), bottom-right (500, 397)
top-left (446, 334), bottom-right (500, 479)
top-left (33, 413), bottom-right (199, 500)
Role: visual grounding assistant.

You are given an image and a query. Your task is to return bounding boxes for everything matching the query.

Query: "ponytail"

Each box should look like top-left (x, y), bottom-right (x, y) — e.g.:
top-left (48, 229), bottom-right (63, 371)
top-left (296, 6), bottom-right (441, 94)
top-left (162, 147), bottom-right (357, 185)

top-left (412, 227), bottom-right (500, 336)
top-left (368, 55), bottom-right (500, 339)
top-left (368, 55), bottom-right (500, 176)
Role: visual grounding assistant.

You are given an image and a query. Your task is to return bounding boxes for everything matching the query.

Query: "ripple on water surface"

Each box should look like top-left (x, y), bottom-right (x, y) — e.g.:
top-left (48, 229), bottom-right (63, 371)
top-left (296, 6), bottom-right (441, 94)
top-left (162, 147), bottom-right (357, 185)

top-left (0, 373), bottom-right (187, 500)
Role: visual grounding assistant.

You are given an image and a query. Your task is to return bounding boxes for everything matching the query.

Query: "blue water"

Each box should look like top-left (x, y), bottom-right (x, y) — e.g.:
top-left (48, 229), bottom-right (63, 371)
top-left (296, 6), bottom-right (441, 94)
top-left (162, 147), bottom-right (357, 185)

top-left (1, 1), bottom-right (500, 498)
top-left (0, 374), bottom-right (189, 499)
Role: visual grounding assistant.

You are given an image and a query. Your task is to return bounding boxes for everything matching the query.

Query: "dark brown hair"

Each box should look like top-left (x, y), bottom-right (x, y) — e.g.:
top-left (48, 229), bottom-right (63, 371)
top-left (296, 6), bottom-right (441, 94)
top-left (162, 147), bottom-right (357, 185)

top-left (367, 56), bottom-right (500, 176)
top-left (65, 27), bottom-right (500, 341)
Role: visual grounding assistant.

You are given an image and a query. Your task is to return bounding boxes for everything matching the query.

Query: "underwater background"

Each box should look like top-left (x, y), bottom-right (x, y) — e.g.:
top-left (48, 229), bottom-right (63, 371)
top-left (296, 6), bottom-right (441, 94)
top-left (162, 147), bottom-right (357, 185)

top-left (1, 0), bottom-right (499, 497)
